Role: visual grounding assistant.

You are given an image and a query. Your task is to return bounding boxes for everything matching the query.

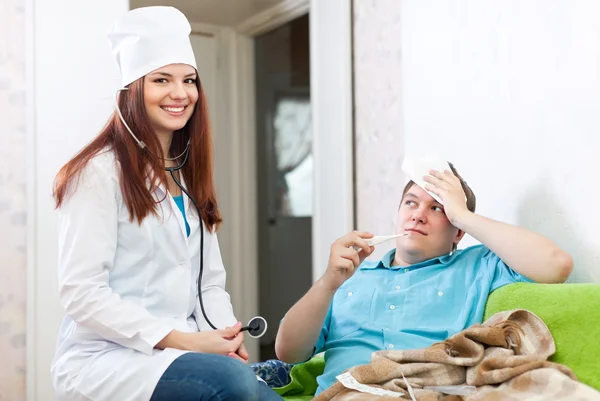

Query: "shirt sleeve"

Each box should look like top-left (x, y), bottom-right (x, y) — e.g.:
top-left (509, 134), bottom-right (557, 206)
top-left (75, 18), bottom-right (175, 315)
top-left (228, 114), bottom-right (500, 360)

top-left (57, 159), bottom-right (174, 355)
top-left (480, 247), bottom-right (535, 292)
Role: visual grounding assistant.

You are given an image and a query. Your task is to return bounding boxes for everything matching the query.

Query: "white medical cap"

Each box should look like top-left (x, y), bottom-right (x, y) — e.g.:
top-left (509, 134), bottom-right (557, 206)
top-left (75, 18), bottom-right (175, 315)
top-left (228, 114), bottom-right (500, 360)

top-left (107, 6), bottom-right (197, 87)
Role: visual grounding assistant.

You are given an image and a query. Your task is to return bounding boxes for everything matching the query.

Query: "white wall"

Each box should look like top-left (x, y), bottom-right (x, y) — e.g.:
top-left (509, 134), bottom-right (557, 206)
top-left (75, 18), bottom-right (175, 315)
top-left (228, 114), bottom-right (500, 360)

top-left (397, 1), bottom-right (599, 282)
top-left (311, 0), bottom-right (355, 279)
top-left (29, 1), bottom-right (129, 399)
top-left (401, 0), bottom-right (600, 282)
top-left (354, 0), bottom-right (406, 262)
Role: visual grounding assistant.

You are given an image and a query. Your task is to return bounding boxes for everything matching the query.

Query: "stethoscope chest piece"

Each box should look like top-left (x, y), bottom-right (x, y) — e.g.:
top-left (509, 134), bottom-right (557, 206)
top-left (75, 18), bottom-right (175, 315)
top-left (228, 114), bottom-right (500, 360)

top-left (240, 316), bottom-right (268, 338)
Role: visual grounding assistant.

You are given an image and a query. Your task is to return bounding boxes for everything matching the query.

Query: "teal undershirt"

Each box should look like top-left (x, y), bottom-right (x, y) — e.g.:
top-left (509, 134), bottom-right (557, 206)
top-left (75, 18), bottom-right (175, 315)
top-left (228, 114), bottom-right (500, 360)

top-left (173, 195), bottom-right (191, 237)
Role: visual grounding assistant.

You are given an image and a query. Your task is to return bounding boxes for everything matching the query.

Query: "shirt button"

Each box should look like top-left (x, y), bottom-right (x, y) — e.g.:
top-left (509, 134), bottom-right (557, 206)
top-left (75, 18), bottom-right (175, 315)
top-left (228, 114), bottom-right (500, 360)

top-left (388, 344), bottom-right (394, 349)
top-left (404, 268), bottom-right (409, 273)
top-left (348, 292), bottom-right (353, 297)
top-left (438, 291), bottom-right (443, 296)
top-left (389, 305), bottom-right (396, 310)
top-left (395, 285), bottom-right (401, 290)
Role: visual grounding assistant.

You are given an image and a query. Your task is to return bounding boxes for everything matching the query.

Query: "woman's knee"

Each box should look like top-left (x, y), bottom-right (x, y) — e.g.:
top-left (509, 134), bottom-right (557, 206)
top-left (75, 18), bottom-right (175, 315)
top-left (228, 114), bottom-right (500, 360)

top-left (153, 353), bottom-right (260, 401)
top-left (215, 357), bottom-right (261, 400)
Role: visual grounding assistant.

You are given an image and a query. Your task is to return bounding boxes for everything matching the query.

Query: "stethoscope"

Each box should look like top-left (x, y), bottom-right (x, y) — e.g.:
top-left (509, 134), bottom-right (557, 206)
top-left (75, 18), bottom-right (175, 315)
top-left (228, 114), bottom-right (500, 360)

top-left (116, 88), bottom-right (267, 338)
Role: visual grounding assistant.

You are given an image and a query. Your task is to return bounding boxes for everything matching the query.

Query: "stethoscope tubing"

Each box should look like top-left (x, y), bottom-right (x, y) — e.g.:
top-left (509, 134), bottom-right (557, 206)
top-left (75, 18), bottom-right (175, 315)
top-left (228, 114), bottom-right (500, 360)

top-left (115, 88), bottom-right (266, 338)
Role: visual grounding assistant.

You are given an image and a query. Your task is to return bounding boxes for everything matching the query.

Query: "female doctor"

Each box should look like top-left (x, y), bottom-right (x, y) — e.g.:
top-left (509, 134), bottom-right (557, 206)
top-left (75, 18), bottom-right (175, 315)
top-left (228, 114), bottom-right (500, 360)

top-left (51, 6), bottom-right (283, 401)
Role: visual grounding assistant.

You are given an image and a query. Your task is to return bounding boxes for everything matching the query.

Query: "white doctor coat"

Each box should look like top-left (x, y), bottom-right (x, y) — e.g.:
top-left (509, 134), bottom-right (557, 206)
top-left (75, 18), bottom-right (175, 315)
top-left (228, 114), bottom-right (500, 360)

top-left (51, 151), bottom-right (238, 401)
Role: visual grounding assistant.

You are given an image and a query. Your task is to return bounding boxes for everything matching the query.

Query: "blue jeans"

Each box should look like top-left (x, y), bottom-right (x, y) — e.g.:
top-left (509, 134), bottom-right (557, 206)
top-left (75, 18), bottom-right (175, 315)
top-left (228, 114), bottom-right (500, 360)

top-left (150, 353), bottom-right (284, 401)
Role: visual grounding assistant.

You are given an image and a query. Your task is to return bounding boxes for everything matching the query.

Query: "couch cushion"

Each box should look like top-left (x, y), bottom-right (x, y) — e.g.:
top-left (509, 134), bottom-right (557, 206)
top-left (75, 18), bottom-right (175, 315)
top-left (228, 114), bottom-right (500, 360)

top-left (277, 354), bottom-right (324, 399)
top-left (484, 282), bottom-right (600, 391)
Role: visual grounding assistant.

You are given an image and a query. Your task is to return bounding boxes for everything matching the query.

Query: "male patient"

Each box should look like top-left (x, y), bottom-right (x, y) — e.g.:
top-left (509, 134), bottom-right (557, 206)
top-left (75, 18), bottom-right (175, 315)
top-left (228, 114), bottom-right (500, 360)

top-left (275, 163), bottom-right (573, 395)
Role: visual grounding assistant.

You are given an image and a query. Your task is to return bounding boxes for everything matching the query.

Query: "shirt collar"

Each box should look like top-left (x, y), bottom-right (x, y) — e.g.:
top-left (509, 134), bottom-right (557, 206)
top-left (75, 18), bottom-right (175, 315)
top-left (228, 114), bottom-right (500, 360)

top-left (360, 248), bottom-right (458, 271)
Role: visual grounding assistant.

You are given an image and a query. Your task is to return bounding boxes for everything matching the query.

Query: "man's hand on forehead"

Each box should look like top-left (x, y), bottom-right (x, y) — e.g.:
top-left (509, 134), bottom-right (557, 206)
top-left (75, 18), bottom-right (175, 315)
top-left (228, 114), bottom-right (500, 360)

top-left (423, 169), bottom-right (469, 225)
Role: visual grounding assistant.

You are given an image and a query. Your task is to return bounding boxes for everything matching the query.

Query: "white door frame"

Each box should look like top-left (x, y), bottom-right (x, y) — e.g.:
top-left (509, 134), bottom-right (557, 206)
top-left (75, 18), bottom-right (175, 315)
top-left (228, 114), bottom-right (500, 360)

top-left (209, 0), bottom-right (355, 360)
top-left (307, 0), bottom-right (355, 280)
top-left (236, 0), bottom-right (310, 36)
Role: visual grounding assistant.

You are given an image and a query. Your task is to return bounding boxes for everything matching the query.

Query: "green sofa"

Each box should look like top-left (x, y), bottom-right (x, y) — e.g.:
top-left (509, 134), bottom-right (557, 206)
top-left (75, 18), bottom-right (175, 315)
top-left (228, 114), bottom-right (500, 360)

top-left (276, 283), bottom-right (600, 400)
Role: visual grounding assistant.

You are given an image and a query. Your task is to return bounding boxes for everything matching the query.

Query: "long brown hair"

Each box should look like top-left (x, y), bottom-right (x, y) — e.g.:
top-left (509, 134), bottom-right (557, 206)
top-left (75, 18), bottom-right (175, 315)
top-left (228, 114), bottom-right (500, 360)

top-left (53, 74), bottom-right (222, 230)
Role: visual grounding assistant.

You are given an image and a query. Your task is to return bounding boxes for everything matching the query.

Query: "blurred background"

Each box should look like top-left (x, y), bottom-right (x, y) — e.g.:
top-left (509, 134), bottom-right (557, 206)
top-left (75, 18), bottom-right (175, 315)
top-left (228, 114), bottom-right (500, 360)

top-left (2, 0), bottom-right (600, 399)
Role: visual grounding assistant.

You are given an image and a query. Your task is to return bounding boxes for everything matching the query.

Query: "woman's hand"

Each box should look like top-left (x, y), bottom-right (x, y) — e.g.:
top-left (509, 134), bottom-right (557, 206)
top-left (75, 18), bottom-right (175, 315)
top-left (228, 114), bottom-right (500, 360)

top-left (186, 323), bottom-right (245, 355)
top-left (228, 342), bottom-right (249, 364)
top-left (156, 323), bottom-right (245, 356)
top-left (223, 323), bottom-right (249, 363)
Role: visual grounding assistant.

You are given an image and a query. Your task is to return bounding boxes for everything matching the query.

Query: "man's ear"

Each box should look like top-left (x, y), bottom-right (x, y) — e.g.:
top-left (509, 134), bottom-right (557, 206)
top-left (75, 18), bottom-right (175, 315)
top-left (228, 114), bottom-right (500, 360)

top-left (454, 229), bottom-right (466, 246)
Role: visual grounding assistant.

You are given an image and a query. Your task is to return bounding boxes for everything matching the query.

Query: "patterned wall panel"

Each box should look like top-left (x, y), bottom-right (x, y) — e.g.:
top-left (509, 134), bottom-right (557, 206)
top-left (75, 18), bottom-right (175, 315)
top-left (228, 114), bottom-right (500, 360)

top-left (0, 0), bottom-right (27, 400)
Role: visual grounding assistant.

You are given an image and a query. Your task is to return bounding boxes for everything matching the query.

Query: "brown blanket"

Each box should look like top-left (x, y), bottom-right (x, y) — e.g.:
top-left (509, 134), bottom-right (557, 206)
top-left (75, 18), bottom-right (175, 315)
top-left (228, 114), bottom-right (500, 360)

top-left (315, 309), bottom-right (600, 401)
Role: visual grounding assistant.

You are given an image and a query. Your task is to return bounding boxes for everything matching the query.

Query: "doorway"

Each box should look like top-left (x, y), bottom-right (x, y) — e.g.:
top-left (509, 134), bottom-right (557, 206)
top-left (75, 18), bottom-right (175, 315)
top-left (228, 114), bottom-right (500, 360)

top-left (254, 14), bottom-right (312, 361)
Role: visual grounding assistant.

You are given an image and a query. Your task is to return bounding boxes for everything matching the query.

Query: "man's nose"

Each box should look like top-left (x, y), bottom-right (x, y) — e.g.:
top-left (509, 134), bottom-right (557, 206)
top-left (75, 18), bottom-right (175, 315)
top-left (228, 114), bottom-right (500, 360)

top-left (412, 208), bottom-right (427, 224)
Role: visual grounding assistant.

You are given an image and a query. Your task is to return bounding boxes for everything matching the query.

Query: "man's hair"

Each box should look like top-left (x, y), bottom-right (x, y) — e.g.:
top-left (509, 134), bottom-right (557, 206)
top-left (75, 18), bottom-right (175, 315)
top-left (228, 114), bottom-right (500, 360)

top-left (401, 162), bottom-right (476, 251)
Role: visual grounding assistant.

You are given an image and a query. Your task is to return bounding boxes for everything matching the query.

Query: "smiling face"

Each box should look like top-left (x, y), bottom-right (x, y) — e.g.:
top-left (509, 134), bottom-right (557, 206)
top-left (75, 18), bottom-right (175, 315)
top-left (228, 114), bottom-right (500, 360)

top-left (394, 183), bottom-right (465, 266)
top-left (143, 63), bottom-right (198, 138)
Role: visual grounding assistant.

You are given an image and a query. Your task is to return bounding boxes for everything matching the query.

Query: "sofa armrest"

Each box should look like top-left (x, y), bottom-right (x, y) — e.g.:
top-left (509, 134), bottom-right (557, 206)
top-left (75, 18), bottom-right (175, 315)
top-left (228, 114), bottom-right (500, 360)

top-left (484, 282), bottom-right (600, 391)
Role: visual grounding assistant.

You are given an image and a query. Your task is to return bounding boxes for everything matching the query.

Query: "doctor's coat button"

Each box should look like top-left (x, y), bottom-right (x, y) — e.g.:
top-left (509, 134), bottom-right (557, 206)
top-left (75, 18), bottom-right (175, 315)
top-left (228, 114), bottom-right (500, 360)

top-left (388, 344), bottom-right (394, 349)
top-left (389, 305), bottom-right (396, 310)
top-left (348, 292), bottom-right (353, 297)
top-left (438, 291), bottom-right (443, 296)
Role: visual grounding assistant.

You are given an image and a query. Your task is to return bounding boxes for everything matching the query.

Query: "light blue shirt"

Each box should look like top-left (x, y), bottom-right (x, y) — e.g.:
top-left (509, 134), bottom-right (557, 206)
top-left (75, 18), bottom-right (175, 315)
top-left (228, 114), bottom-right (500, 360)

top-left (313, 244), bottom-right (533, 394)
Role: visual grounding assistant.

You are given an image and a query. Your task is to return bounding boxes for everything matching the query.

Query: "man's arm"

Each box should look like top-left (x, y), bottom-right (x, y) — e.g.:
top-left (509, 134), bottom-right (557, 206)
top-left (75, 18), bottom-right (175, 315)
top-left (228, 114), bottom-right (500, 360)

top-left (275, 279), bottom-right (335, 363)
top-left (275, 232), bottom-right (374, 363)
top-left (453, 212), bottom-right (572, 283)
top-left (425, 169), bottom-right (573, 284)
